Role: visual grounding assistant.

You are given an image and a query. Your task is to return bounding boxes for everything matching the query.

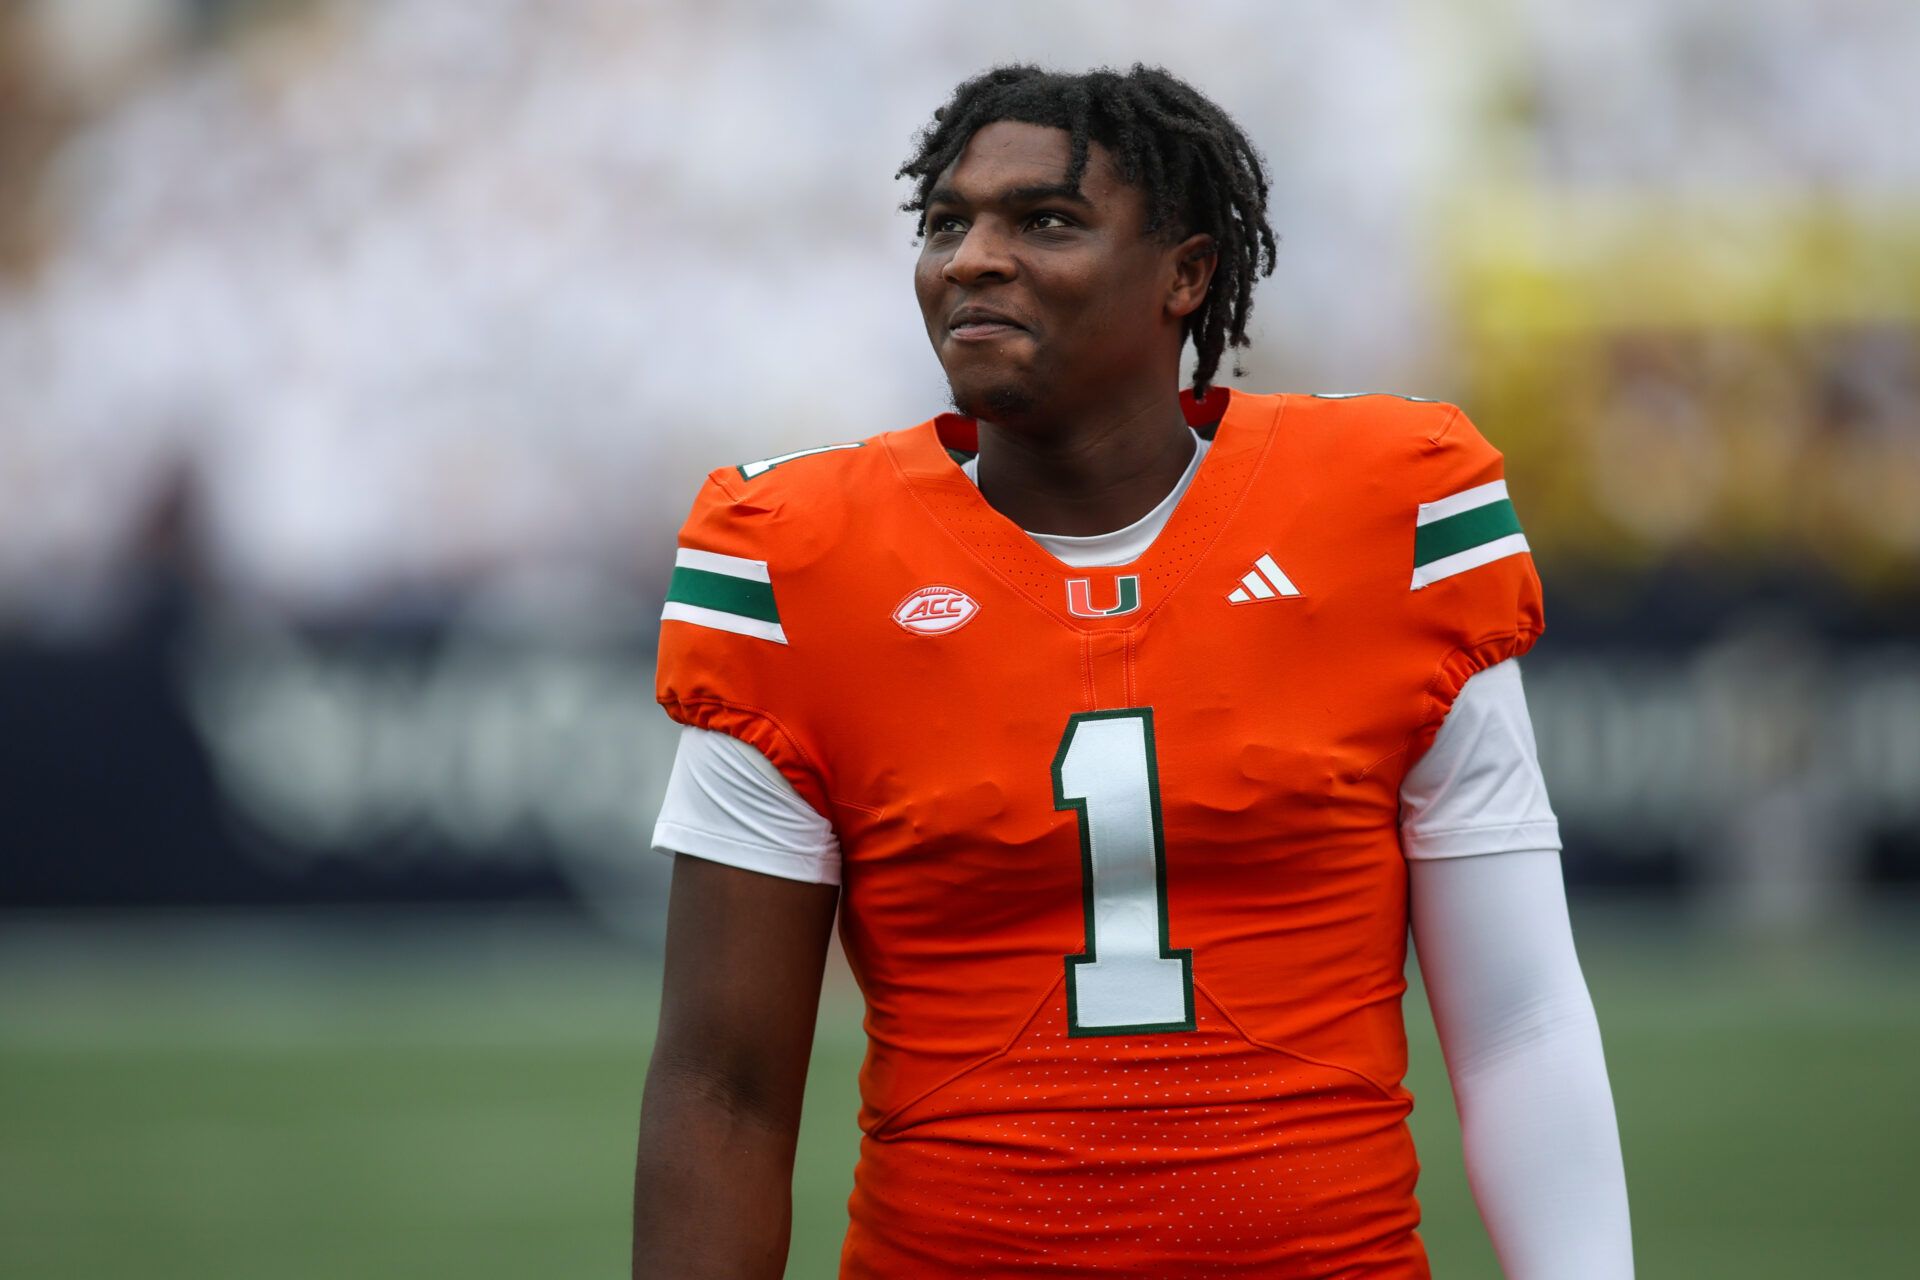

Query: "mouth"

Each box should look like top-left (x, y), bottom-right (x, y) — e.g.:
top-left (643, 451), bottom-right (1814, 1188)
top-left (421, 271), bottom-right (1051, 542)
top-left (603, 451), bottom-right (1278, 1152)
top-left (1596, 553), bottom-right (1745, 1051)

top-left (947, 306), bottom-right (1028, 342)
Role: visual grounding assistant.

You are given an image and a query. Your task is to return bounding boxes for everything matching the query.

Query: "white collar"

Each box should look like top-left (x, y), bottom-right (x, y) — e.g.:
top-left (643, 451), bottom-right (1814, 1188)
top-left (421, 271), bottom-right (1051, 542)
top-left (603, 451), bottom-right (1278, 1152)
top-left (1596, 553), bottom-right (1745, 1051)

top-left (960, 429), bottom-right (1210, 569)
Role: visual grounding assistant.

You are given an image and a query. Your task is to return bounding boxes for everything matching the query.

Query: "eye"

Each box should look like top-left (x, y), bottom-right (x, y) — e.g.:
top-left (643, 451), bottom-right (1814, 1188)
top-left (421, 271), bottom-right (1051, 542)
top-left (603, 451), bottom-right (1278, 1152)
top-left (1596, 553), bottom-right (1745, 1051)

top-left (928, 214), bottom-right (967, 236)
top-left (1027, 210), bottom-right (1076, 231)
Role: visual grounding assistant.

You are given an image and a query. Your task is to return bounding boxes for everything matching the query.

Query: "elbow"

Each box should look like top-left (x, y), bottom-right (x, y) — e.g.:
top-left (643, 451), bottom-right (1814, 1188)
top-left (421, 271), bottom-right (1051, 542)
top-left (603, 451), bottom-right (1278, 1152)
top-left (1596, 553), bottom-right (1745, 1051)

top-left (1450, 984), bottom-right (1605, 1083)
top-left (644, 1043), bottom-right (799, 1135)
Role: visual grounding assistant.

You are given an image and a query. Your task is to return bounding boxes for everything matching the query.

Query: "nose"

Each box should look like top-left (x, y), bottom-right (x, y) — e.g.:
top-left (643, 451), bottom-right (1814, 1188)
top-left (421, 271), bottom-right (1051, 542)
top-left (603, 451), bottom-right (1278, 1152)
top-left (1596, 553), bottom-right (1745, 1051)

top-left (942, 220), bottom-right (1015, 286)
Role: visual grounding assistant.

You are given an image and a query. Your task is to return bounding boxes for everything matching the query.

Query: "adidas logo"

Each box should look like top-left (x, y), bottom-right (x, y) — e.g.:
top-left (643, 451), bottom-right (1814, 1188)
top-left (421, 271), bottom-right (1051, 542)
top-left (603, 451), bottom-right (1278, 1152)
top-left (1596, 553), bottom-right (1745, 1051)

top-left (1228, 554), bottom-right (1301, 604)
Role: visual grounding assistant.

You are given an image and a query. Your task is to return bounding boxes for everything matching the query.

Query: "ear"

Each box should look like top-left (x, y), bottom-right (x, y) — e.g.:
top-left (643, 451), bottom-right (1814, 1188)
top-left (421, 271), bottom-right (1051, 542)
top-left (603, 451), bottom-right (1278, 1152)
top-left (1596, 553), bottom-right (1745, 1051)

top-left (1165, 233), bottom-right (1218, 322)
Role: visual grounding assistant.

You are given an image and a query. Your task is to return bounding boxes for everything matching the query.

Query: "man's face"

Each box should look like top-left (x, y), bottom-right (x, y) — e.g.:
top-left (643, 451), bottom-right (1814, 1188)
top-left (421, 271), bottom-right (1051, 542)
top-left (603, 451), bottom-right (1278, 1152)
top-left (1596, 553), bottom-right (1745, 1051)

top-left (914, 120), bottom-right (1190, 426)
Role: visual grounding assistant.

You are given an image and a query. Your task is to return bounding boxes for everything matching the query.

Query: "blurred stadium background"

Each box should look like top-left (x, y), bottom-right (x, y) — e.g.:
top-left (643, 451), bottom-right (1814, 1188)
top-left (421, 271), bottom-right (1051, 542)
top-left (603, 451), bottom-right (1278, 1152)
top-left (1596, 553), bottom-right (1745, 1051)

top-left (2, 1), bottom-right (1917, 1276)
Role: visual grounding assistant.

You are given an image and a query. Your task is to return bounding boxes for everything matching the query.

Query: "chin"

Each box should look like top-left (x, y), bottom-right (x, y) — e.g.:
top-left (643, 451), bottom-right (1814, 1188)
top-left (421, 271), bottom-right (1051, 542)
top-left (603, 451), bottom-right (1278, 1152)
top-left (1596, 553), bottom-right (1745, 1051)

top-left (949, 377), bottom-right (1039, 424)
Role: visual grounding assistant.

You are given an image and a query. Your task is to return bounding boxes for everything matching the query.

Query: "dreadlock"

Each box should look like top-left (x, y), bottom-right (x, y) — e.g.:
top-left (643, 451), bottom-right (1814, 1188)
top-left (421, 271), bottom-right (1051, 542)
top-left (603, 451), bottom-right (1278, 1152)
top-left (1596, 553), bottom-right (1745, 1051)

top-left (898, 64), bottom-right (1277, 397)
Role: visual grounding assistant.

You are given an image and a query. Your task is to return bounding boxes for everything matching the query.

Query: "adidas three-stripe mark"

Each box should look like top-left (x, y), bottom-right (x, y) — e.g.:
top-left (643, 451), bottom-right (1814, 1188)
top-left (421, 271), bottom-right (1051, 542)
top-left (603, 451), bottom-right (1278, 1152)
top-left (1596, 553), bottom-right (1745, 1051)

top-left (1228, 554), bottom-right (1301, 604)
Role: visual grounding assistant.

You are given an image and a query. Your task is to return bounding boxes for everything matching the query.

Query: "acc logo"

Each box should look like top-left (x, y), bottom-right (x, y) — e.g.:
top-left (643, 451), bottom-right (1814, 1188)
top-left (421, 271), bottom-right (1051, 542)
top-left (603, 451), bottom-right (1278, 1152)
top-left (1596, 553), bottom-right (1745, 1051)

top-left (893, 585), bottom-right (980, 636)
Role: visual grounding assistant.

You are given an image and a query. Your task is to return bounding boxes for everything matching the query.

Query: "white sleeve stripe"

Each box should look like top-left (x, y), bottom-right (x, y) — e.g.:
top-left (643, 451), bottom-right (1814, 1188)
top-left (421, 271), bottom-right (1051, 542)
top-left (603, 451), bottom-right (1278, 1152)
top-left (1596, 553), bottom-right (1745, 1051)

top-left (674, 546), bottom-right (771, 581)
top-left (1409, 532), bottom-right (1531, 589)
top-left (660, 601), bottom-right (789, 644)
top-left (1416, 478), bottom-right (1510, 525)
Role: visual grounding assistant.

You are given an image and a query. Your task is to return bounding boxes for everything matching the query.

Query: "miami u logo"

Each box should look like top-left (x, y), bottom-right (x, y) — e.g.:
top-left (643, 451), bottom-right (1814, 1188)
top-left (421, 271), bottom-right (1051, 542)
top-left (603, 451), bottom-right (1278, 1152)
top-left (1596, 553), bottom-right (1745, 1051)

top-left (1066, 575), bottom-right (1141, 618)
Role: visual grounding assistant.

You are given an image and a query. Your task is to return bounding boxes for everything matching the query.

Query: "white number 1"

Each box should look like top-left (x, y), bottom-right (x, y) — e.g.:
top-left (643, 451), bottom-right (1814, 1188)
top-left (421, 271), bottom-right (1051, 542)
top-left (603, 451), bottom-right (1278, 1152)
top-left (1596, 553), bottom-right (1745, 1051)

top-left (1052, 709), bottom-right (1195, 1036)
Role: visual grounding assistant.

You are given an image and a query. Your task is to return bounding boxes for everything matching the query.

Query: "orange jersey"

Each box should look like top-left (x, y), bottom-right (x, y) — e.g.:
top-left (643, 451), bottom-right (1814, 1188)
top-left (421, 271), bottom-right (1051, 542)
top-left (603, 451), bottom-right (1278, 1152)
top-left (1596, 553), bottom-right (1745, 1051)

top-left (656, 388), bottom-right (1544, 1277)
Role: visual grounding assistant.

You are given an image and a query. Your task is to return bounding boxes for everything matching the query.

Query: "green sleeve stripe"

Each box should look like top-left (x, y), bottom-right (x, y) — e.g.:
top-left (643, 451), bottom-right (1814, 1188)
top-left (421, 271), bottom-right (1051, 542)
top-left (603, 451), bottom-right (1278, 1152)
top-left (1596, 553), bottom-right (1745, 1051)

top-left (1414, 499), bottom-right (1524, 567)
top-left (666, 566), bottom-right (780, 623)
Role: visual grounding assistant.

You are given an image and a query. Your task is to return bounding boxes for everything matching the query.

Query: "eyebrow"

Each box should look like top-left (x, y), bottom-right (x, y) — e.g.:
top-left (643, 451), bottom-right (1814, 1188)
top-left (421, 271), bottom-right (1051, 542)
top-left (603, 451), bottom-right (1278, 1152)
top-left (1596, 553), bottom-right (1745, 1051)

top-left (925, 182), bottom-right (1094, 210)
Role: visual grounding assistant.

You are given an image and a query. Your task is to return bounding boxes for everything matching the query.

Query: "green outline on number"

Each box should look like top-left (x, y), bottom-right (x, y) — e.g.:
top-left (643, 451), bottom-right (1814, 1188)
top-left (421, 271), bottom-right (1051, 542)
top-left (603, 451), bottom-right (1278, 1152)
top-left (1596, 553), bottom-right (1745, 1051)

top-left (1052, 707), bottom-right (1197, 1038)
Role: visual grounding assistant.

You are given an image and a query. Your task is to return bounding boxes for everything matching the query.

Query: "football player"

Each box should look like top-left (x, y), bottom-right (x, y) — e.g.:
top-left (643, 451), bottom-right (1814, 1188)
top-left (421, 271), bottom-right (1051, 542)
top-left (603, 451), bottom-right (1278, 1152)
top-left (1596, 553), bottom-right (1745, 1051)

top-left (633, 64), bottom-right (1632, 1278)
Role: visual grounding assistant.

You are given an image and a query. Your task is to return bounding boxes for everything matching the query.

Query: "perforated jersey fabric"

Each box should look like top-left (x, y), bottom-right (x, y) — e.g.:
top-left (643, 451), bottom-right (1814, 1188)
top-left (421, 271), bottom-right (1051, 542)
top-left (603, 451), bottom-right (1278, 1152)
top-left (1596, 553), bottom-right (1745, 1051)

top-left (654, 388), bottom-right (1545, 1277)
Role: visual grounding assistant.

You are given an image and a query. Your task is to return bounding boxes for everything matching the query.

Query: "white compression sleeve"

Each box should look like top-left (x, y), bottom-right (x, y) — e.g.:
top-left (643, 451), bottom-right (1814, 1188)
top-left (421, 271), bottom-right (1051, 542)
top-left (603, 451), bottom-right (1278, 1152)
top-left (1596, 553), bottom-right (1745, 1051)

top-left (1409, 849), bottom-right (1634, 1279)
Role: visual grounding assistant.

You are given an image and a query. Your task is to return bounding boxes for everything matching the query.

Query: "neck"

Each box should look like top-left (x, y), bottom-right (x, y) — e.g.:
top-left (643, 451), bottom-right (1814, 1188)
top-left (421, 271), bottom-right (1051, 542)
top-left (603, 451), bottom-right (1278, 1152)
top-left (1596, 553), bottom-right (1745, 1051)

top-left (973, 384), bottom-right (1195, 537)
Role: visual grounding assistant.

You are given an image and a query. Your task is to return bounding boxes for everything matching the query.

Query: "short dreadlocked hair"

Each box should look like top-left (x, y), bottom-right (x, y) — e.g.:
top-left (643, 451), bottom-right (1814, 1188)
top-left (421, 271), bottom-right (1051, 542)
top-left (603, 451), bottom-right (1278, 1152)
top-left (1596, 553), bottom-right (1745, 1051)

top-left (898, 64), bottom-right (1277, 397)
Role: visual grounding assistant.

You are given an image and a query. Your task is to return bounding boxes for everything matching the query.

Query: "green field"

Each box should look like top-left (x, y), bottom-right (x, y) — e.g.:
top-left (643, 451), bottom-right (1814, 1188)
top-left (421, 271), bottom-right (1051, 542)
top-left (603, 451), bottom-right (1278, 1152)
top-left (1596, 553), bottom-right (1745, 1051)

top-left (3, 905), bottom-right (1916, 1278)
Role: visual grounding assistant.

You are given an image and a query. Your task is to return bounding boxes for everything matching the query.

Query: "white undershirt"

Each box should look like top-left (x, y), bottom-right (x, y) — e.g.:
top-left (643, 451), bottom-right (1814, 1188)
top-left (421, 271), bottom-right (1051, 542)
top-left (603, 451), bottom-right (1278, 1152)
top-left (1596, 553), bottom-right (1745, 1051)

top-left (650, 429), bottom-right (1632, 1278)
top-left (959, 428), bottom-right (1211, 566)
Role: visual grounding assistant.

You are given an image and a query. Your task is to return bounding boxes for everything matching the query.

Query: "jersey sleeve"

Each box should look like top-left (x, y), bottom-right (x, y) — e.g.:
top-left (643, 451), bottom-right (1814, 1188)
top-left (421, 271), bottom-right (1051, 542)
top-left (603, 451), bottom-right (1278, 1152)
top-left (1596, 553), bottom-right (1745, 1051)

top-left (1406, 406), bottom-right (1547, 751)
top-left (655, 472), bottom-right (833, 819)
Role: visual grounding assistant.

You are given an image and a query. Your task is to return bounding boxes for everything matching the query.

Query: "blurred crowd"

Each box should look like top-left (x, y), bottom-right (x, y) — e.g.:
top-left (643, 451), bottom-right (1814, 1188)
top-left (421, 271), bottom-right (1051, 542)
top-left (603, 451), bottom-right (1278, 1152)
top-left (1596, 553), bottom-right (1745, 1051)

top-left (0, 0), bottom-right (1915, 637)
